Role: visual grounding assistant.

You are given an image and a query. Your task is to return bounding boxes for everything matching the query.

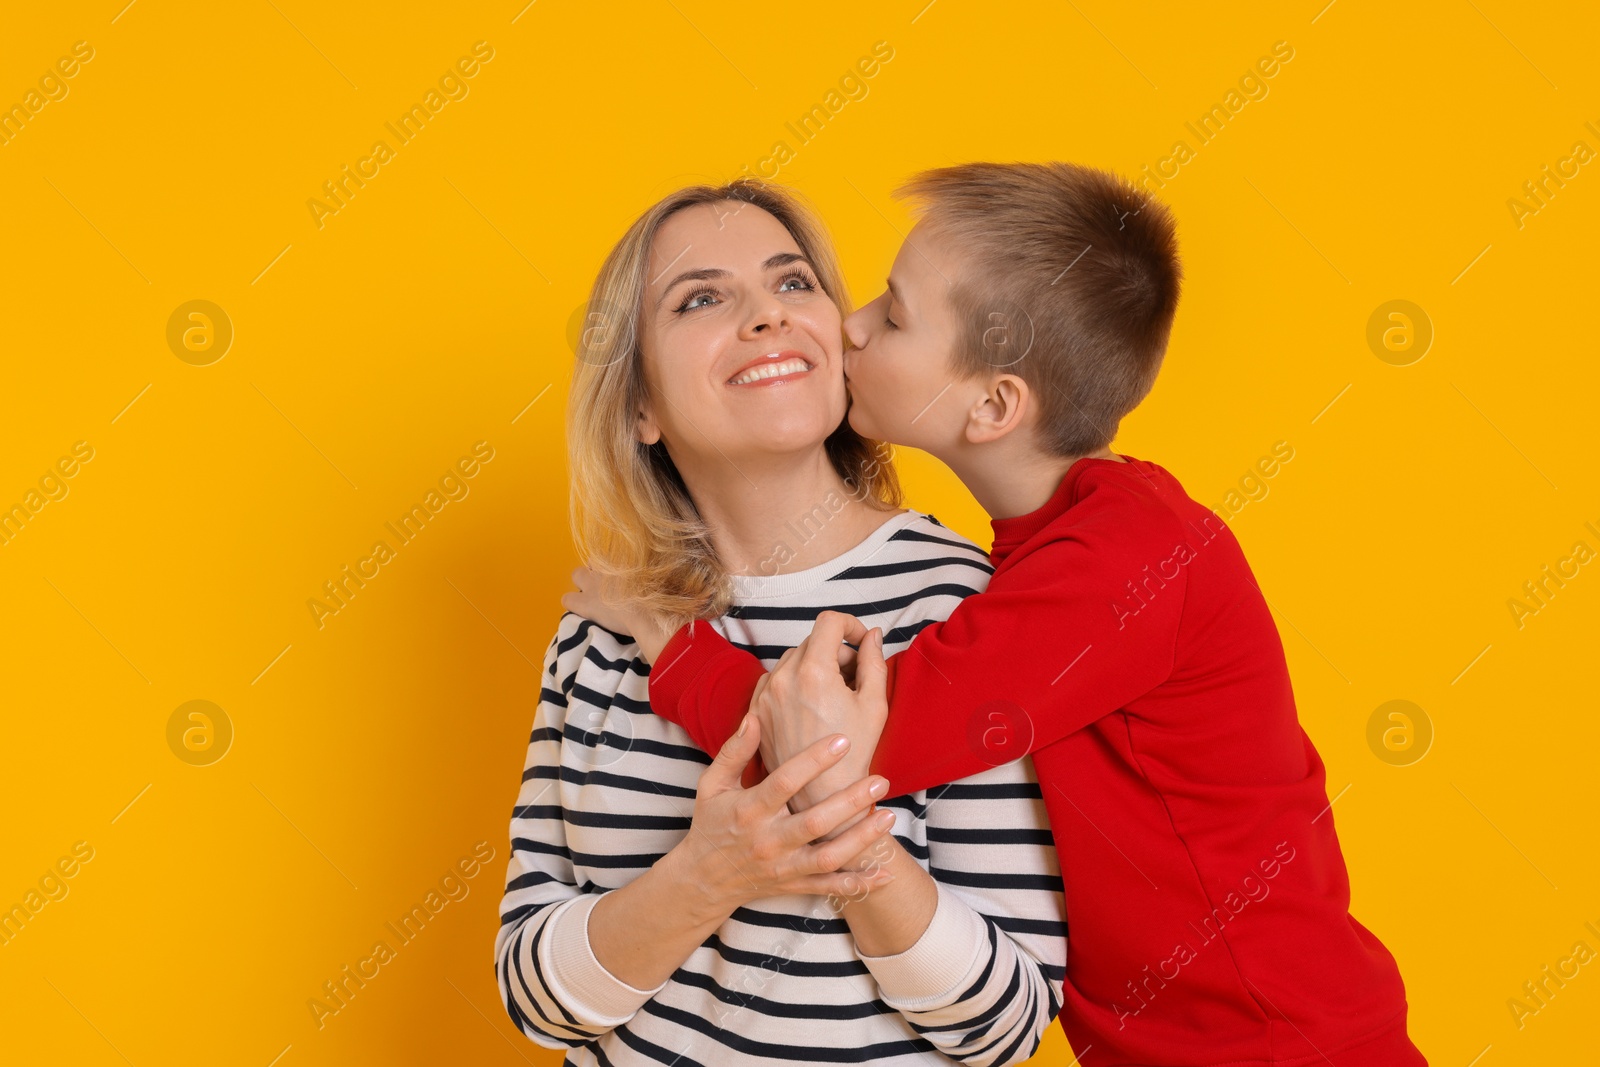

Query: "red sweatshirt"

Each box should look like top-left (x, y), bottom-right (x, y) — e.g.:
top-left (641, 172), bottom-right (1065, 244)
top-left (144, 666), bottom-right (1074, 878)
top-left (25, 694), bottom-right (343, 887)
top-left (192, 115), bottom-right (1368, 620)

top-left (648, 455), bottom-right (1425, 1067)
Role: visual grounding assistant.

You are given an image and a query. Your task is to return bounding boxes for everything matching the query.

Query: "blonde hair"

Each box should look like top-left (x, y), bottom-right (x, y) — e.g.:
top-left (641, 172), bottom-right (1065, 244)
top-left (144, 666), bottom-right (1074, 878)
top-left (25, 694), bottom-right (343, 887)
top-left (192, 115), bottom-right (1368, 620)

top-left (567, 179), bottom-right (901, 627)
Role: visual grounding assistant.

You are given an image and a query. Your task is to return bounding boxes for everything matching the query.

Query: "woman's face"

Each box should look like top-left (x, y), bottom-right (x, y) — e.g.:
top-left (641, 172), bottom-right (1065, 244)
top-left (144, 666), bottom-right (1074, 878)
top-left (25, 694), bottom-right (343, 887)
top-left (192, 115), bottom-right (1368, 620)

top-left (635, 202), bottom-right (846, 473)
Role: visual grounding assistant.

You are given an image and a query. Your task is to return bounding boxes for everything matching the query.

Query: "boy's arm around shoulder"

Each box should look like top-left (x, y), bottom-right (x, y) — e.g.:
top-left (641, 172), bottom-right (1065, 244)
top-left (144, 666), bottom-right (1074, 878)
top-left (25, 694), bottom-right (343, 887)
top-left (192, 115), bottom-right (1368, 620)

top-left (647, 620), bottom-right (770, 784)
top-left (646, 519), bottom-right (1191, 797)
top-left (868, 527), bottom-right (1184, 795)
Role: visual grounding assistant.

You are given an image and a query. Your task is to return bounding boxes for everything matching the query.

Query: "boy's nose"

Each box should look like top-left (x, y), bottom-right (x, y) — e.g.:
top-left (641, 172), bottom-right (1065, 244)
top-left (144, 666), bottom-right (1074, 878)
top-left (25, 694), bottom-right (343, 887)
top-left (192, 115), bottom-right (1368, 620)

top-left (842, 308), bottom-right (870, 350)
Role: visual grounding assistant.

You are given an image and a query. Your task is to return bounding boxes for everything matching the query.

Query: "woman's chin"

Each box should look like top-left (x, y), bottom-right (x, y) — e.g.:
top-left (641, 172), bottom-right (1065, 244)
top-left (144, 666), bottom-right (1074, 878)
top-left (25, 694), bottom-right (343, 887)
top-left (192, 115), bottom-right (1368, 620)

top-left (730, 410), bottom-right (844, 455)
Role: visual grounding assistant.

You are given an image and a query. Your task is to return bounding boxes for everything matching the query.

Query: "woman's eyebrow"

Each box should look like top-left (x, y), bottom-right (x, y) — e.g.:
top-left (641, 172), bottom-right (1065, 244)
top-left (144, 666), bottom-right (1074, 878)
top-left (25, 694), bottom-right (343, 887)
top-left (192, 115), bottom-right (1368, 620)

top-left (657, 267), bottom-right (728, 307)
top-left (656, 253), bottom-right (813, 308)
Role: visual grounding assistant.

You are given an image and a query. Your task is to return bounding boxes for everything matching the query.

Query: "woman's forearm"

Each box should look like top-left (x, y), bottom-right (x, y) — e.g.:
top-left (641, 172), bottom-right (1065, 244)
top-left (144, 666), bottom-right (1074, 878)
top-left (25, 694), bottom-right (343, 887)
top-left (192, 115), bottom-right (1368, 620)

top-left (834, 837), bottom-right (939, 957)
top-left (587, 845), bottom-right (733, 991)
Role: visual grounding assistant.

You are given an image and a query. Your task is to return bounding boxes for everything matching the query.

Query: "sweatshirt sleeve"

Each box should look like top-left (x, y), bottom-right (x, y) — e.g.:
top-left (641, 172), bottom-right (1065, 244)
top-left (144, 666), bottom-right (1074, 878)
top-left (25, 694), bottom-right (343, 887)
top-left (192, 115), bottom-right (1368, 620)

top-left (647, 619), bottom-right (764, 754)
top-left (648, 619), bottom-right (770, 788)
top-left (650, 527), bottom-right (1183, 800)
top-left (868, 526), bottom-right (1182, 794)
top-left (493, 618), bottom-right (670, 1049)
top-left (859, 764), bottom-right (1068, 1066)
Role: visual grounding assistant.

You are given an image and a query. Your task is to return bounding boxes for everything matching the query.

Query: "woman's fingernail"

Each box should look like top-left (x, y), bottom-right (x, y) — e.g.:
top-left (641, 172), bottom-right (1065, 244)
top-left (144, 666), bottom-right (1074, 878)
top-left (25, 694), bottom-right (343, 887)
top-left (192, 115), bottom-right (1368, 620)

top-left (828, 735), bottom-right (849, 754)
top-left (736, 716), bottom-right (749, 738)
top-left (868, 778), bottom-right (889, 798)
top-left (875, 810), bottom-right (895, 828)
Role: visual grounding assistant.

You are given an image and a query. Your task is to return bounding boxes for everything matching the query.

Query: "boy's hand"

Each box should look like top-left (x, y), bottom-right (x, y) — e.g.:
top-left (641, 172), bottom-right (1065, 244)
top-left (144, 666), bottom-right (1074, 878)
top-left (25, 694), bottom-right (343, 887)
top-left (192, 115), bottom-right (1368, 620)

top-left (561, 566), bottom-right (673, 663)
top-left (750, 611), bottom-right (888, 823)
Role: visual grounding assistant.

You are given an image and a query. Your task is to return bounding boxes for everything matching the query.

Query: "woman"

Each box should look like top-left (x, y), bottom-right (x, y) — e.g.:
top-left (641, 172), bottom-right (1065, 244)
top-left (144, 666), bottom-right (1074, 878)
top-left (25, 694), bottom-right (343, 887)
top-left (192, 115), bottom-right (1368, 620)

top-left (494, 179), bottom-right (1066, 1066)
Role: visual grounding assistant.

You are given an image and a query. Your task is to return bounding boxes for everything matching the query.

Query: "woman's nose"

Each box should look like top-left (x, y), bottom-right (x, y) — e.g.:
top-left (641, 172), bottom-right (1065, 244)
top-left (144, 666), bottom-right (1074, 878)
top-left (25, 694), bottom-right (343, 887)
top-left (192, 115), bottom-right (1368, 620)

top-left (743, 294), bottom-right (789, 335)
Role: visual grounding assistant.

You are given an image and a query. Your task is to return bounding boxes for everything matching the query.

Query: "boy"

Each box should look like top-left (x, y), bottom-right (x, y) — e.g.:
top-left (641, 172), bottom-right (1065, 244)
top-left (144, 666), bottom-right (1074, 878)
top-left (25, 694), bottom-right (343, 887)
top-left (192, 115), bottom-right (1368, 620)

top-left (599, 162), bottom-right (1424, 1066)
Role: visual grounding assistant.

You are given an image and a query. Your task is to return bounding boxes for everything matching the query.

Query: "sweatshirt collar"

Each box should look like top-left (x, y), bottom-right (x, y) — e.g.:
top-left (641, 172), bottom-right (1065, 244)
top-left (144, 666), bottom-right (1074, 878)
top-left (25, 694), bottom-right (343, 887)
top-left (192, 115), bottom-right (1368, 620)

top-left (988, 454), bottom-right (1130, 565)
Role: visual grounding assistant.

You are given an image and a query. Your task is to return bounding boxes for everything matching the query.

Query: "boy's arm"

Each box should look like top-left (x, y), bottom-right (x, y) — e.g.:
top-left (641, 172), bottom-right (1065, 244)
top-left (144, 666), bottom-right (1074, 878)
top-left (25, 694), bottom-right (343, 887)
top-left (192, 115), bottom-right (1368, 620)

top-left (648, 621), bottom-right (772, 789)
top-left (866, 533), bottom-right (1181, 793)
top-left (650, 532), bottom-right (1184, 798)
top-left (648, 620), bottom-right (766, 754)
top-left (558, 568), bottom-right (774, 788)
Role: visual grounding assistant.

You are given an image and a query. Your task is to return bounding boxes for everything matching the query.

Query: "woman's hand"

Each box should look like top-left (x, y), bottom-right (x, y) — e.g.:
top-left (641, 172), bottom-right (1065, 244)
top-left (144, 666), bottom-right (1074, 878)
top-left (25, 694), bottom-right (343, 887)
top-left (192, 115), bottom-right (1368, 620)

top-left (666, 712), bottom-right (897, 922)
top-left (561, 566), bottom-right (673, 662)
top-left (748, 611), bottom-right (889, 820)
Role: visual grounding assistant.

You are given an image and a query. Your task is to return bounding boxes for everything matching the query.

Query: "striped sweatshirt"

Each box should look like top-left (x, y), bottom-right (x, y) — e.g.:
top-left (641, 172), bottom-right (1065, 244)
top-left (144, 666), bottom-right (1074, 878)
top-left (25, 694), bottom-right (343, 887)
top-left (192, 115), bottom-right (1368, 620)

top-left (494, 509), bottom-right (1067, 1066)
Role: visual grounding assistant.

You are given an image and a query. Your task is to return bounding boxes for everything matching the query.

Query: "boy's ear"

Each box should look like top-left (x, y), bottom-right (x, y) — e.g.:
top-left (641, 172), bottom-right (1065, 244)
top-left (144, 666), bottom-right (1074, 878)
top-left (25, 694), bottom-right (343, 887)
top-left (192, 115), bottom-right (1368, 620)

top-left (964, 373), bottom-right (1031, 445)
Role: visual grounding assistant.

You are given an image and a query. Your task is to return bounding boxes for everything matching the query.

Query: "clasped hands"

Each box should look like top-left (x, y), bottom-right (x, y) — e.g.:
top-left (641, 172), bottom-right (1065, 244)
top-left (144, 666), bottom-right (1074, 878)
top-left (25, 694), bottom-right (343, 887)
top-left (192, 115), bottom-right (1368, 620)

top-left (563, 567), bottom-right (890, 840)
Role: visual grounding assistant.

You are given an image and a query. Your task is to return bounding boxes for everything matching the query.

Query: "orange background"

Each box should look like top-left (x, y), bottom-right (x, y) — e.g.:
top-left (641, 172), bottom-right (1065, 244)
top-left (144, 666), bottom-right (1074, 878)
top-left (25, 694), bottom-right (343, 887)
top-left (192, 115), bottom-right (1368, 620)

top-left (2, 1), bottom-right (1596, 1064)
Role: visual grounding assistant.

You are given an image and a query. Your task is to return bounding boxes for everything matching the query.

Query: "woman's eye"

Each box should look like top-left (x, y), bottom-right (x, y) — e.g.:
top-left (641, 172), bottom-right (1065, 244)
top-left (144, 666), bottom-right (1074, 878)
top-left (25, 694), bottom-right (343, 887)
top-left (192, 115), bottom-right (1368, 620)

top-left (884, 316), bottom-right (898, 329)
top-left (675, 288), bottom-right (718, 313)
top-left (777, 271), bottom-right (817, 293)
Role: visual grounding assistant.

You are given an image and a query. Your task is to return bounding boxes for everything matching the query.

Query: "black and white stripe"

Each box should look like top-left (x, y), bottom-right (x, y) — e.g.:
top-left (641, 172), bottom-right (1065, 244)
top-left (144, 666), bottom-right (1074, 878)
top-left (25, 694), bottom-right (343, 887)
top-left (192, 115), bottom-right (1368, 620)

top-left (495, 511), bottom-right (1067, 1066)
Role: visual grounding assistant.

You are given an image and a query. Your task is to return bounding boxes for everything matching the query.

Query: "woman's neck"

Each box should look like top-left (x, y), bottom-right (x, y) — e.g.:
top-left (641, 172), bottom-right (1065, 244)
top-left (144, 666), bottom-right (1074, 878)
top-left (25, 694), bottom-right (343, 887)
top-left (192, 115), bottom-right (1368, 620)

top-left (673, 447), bottom-right (901, 577)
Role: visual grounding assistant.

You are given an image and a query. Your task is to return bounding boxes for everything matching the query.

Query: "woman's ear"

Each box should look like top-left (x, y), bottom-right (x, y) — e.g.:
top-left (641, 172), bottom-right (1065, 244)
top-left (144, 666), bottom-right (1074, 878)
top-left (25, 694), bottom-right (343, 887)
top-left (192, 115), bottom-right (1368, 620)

top-left (964, 374), bottom-right (1031, 444)
top-left (635, 400), bottom-right (662, 446)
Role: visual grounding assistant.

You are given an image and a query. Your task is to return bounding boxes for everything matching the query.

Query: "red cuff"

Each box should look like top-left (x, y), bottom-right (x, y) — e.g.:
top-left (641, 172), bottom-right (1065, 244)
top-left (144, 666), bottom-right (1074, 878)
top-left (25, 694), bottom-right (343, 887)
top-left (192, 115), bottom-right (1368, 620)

top-left (646, 620), bottom-right (769, 775)
top-left (645, 621), bottom-right (728, 729)
top-left (865, 656), bottom-right (913, 798)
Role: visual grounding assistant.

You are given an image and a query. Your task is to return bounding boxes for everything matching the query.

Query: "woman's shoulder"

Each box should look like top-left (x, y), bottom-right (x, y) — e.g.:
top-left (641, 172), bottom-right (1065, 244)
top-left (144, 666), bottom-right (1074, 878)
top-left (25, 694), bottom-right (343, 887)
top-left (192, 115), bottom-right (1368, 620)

top-left (882, 510), bottom-right (992, 564)
top-left (829, 509), bottom-right (993, 583)
top-left (542, 611), bottom-right (649, 687)
top-left (769, 509), bottom-right (996, 633)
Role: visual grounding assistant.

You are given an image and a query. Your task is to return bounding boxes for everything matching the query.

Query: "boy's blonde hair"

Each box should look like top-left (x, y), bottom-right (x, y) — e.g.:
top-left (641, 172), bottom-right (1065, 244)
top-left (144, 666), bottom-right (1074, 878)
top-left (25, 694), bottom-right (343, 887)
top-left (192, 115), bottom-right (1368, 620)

top-left (567, 180), bottom-right (901, 627)
top-left (894, 161), bottom-right (1183, 456)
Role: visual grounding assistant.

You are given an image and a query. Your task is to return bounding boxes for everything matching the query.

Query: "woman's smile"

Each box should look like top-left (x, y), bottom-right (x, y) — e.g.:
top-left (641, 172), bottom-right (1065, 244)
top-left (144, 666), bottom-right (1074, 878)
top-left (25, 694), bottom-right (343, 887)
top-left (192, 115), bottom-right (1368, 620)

top-left (725, 349), bottom-right (817, 387)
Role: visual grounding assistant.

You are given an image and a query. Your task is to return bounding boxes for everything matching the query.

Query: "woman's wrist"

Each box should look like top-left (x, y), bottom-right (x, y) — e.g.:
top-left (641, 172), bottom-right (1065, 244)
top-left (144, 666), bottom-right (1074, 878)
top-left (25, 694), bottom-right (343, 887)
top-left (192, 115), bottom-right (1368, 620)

top-left (832, 837), bottom-right (938, 958)
top-left (793, 757), bottom-right (877, 823)
top-left (586, 847), bottom-right (735, 994)
top-left (835, 820), bottom-right (899, 872)
top-left (659, 838), bottom-right (742, 926)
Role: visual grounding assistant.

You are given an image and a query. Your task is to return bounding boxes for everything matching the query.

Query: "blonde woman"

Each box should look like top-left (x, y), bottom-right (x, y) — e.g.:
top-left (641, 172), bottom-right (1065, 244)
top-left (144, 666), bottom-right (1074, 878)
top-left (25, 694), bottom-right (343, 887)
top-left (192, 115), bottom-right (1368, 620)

top-left (494, 180), bottom-right (1066, 1066)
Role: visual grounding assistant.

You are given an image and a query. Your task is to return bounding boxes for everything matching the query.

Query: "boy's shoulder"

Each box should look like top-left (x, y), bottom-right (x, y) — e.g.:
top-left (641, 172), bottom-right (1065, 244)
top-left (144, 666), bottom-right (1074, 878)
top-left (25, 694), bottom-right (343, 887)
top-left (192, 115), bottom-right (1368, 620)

top-left (1042, 455), bottom-right (1241, 567)
top-left (1072, 453), bottom-right (1201, 520)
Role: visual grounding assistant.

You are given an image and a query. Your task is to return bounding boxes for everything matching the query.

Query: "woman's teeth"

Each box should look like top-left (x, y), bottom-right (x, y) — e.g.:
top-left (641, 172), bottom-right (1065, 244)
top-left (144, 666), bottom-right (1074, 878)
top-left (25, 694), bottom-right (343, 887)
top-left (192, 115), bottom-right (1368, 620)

top-left (729, 358), bottom-right (810, 385)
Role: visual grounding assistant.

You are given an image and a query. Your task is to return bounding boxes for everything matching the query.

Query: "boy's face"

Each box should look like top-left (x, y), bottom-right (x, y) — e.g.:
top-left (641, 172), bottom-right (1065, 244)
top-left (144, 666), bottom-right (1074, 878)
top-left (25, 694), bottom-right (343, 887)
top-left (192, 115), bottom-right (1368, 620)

top-left (841, 223), bottom-right (974, 458)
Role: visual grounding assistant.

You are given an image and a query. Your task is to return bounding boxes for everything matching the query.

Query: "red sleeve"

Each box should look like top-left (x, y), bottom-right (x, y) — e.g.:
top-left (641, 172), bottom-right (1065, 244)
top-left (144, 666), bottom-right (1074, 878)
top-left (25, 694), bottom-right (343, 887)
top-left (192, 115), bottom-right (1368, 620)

top-left (648, 620), bottom-right (770, 788)
top-left (649, 527), bottom-right (1182, 799)
top-left (866, 531), bottom-right (1182, 796)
